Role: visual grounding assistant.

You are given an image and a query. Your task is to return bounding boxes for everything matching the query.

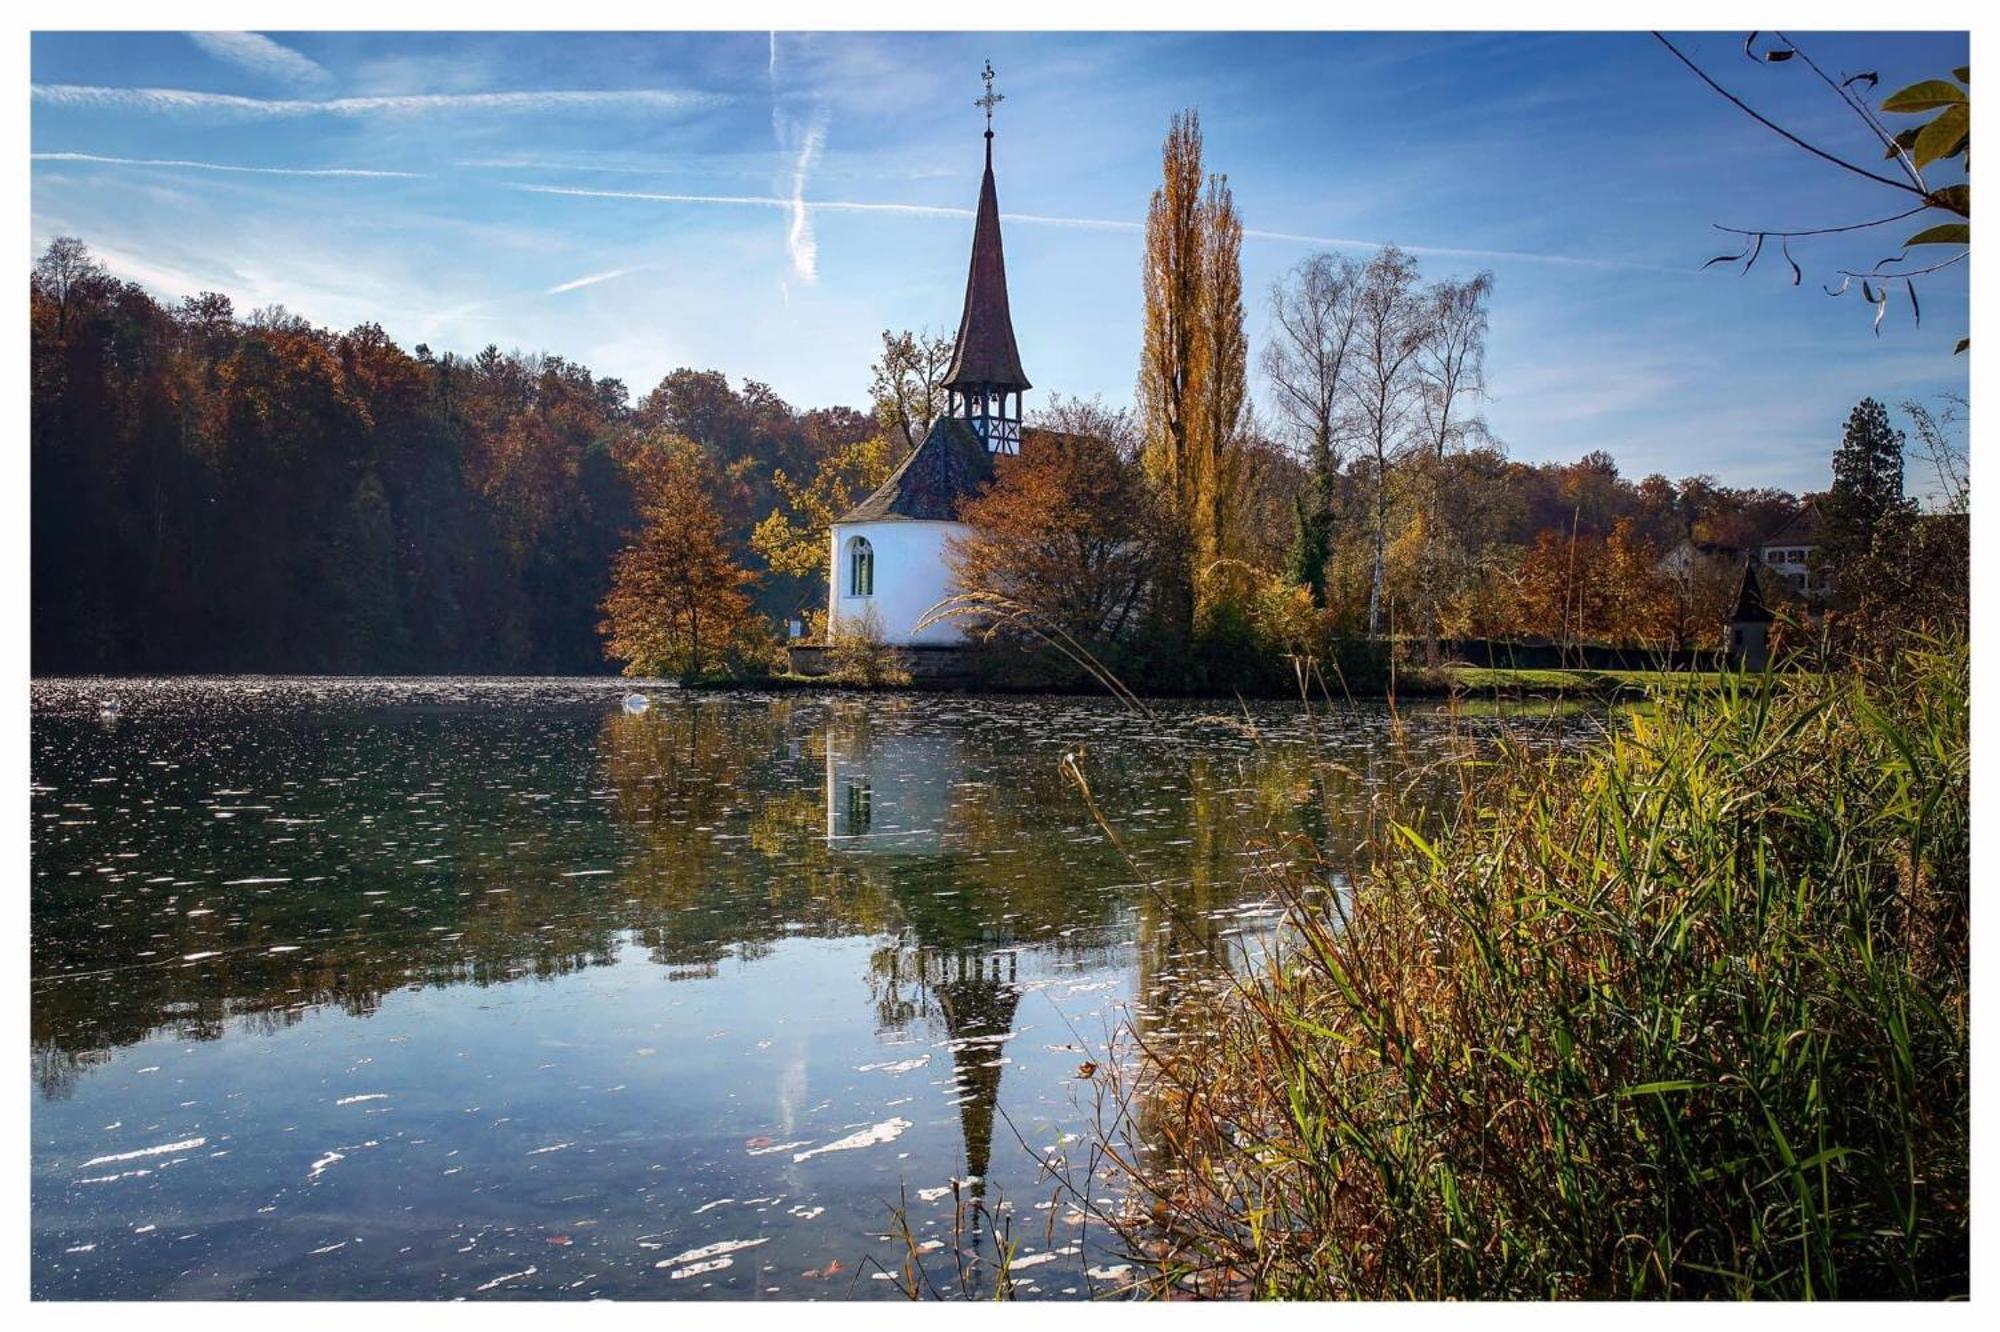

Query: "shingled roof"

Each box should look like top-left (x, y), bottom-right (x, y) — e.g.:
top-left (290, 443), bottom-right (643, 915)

top-left (942, 137), bottom-right (1031, 394)
top-left (1761, 500), bottom-right (1825, 547)
top-left (837, 416), bottom-right (995, 523)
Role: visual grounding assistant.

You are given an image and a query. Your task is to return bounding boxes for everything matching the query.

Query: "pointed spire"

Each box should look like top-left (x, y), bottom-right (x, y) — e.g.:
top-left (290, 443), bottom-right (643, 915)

top-left (944, 65), bottom-right (1030, 394)
top-left (1731, 558), bottom-right (1774, 623)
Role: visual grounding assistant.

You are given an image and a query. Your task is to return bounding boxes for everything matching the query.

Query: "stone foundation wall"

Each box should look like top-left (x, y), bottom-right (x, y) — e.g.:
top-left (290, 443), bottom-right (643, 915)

top-left (786, 644), bottom-right (975, 682)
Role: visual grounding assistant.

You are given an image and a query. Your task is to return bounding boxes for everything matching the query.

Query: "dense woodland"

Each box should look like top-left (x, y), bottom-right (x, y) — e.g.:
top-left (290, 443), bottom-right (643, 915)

top-left (30, 214), bottom-right (1951, 681)
top-left (30, 237), bottom-right (870, 675)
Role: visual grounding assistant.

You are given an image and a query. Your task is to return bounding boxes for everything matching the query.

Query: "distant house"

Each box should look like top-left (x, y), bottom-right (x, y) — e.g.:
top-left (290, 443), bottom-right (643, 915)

top-left (1757, 502), bottom-right (1825, 598)
top-left (1655, 537), bottom-right (1744, 580)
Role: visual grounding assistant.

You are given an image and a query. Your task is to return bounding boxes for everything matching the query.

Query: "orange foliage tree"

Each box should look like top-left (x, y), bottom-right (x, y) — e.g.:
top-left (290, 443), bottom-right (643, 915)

top-left (948, 402), bottom-right (1159, 654)
top-left (600, 433), bottom-right (761, 681)
top-left (1512, 519), bottom-right (1681, 649)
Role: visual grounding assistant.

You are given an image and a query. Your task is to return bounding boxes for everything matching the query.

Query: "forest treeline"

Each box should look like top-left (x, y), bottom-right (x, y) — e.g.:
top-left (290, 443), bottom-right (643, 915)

top-left (30, 237), bottom-right (871, 675)
top-left (29, 230), bottom-right (1891, 679)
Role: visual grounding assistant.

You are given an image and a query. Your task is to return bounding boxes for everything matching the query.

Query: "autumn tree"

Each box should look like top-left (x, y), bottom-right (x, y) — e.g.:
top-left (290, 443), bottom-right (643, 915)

top-left (32, 235), bottom-right (112, 341)
top-left (1512, 519), bottom-right (1677, 651)
top-left (949, 396), bottom-right (1159, 659)
top-left (1138, 109), bottom-right (1248, 652)
top-left (1262, 253), bottom-right (1362, 607)
top-left (600, 433), bottom-right (761, 681)
top-left (751, 433), bottom-right (894, 585)
top-left (870, 327), bottom-right (954, 456)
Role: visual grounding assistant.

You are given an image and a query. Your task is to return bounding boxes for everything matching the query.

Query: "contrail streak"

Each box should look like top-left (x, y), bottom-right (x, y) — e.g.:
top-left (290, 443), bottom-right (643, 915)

top-left (788, 122), bottom-right (826, 281)
top-left (37, 146), bottom-right (1677, 275)
top-left (508, 182), bottom-right (1670, 269)
top-left (545, 267), bottom-right (637, 294)
top-left (32, 84), bottom-right (724, 119)
top-left (33, 151), bottom-right (421, 179)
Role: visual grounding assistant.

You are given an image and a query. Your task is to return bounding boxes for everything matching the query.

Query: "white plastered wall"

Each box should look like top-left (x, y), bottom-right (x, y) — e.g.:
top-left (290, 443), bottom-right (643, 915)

top-left (827, 519), bottom-right (970, 646)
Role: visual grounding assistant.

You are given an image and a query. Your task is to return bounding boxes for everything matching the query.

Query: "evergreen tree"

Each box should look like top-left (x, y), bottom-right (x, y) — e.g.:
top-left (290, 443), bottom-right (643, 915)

top-left (1286, 482), bottom-right (1336, 606)
top-left (1822, 397), bottom-right (1911, 566)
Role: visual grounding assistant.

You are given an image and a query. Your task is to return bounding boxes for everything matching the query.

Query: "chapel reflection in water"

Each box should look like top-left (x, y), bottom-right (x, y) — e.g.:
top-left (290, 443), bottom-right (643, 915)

top-left (32, 688), bottom-right (1542, 1113)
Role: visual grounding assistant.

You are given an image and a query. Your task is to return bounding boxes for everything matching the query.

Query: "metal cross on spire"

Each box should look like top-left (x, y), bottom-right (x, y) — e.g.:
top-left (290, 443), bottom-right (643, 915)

top-left (975, 60), bottom-right (1003, 137)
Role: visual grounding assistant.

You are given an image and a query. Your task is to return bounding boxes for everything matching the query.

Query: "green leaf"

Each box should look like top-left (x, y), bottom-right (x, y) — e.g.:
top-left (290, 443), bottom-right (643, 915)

top-left (1956, 337), bottom-right (1969, 354)
top-left (1392, 821), bottom-right (1444, 870)
top-left (1619, 1080), bottom-right (1700, 1098)
top-left (1954, 66), bottom-right (1969, 83)
top-left (1904, 223), bottom-right (1970, 246)
top-left (1883, 79), bottom-right (1967, 112)
top-left (1913, 104), bottom-right (1970, 168)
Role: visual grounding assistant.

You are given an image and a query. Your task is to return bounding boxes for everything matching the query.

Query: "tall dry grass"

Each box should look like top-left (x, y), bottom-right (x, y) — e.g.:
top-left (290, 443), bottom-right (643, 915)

top-left (1109, 636), bottom-right (1968, 1299)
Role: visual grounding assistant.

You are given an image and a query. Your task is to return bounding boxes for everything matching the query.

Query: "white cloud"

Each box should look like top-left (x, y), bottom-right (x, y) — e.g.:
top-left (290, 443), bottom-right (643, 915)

top-left (186, 32), bottom-right (330, 90)
top-left (32, 85), bottom-right (726, 120)
top-left (74, 241), bottom-right (212, 301)
top-left (33, 152), bottom-right (419, 179)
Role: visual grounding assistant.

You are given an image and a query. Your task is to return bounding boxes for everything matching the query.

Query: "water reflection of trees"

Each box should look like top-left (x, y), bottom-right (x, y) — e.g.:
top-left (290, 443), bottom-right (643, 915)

top-left (31, 693), bottom-right (1576, 1105)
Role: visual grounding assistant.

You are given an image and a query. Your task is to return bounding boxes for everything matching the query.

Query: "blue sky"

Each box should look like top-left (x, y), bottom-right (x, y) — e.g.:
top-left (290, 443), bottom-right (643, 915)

top-left (30, 29), bottom-right (1970, 496)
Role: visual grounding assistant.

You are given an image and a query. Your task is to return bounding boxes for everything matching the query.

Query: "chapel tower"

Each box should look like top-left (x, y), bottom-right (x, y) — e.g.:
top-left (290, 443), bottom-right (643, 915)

top-left (819, 62), bottom-right (1036, 651)
top-left (943, 61), bottom-right (1031, 454)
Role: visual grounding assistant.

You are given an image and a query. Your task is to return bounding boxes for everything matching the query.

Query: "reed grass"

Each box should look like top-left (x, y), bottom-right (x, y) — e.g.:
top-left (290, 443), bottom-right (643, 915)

top-left (1111, 635), bottom-right (1969, 1299)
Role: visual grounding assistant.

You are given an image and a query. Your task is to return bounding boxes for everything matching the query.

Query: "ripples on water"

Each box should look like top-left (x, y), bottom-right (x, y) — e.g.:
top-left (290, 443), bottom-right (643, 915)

top-left (30, 677), bottom-right (1593, 1299)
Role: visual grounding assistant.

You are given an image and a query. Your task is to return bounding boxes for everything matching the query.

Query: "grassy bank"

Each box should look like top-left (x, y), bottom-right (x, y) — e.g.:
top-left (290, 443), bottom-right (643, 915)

top-left (1425, 665), bottom-right (1733, 699)
top-left (1114, 638), bottom-right (1968, 1299)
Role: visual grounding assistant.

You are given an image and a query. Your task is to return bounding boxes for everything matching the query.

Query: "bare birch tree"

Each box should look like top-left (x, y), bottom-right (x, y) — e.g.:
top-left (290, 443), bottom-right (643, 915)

top-left (1262, 253), bottom-right (1363, 607)
top-left (1411, 270), bottom-right (1494, 662)
top-left (1346, 245), bottom-right (1426, 638)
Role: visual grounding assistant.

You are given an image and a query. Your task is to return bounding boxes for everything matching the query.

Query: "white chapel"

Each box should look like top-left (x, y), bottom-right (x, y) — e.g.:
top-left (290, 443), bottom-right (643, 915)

top-left (826, 66), bottom-right (1031, 648)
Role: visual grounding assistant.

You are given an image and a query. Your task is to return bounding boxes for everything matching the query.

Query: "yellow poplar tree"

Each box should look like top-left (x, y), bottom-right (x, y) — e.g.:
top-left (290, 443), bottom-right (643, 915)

top-left (1137, 108), bottom-right (1248, 646)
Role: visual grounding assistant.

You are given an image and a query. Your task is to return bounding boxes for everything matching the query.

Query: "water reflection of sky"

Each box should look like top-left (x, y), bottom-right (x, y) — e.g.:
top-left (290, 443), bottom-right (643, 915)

top-left (31, 678), bottom-right (1592, 1299)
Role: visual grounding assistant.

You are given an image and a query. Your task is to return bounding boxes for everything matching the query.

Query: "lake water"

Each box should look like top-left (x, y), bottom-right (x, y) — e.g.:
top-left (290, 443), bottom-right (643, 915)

top-left (30, 678), bottom-right (1590, 1300)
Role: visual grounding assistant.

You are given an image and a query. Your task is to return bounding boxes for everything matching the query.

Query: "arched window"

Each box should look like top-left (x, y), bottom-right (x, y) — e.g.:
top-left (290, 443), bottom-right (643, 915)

top-left (847, 535), bottom-right (874, 597)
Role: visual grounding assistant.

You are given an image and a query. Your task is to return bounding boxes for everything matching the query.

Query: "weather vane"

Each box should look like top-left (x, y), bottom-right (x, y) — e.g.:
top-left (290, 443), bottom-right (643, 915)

top-left (975, 60), bottom-right (1004, 135)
